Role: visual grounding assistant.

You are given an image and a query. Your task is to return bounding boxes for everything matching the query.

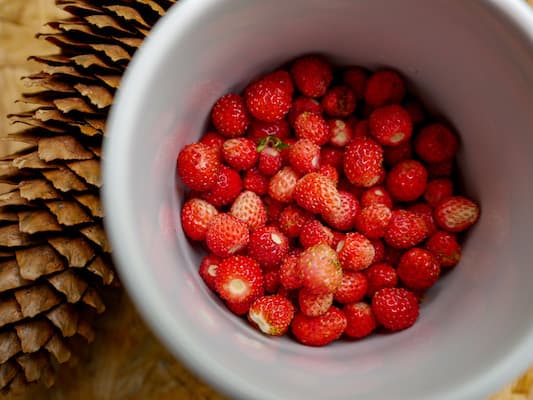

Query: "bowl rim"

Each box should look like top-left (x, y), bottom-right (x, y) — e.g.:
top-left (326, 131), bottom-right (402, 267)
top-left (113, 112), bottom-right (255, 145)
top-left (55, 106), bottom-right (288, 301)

top-left (102, 0), bottom-right (533, 399)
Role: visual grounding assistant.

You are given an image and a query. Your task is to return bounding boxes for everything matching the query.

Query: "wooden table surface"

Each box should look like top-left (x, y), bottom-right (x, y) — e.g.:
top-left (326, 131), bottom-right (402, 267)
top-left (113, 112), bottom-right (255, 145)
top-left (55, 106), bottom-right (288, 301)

top-left (1, 1), bottom-right (532, 399)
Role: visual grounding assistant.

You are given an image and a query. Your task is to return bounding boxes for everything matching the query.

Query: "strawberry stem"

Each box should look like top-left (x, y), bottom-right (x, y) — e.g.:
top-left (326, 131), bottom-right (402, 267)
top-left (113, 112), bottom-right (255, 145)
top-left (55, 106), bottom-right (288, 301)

top-left (257, 136), bottom-right (289, 152)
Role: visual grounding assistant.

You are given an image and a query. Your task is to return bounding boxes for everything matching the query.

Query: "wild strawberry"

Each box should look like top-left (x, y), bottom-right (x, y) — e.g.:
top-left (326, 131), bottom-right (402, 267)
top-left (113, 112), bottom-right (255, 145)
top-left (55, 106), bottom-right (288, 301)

top-left (289, 138), bottom-right (321, 174)
top-left (364, 69), bottom-right (406, 108)
top-left (291, 55), bottom-right (333, 98)
top-left (294, 112), bottom-right (330, 145)
top-left (385, 209), bottom-right (428, 249)
top-left (404, 101), bottom-right (426, 125)
top-left (369, 104), bottom-right (412, 146)
top-left (424, 178), bottom-right (453, 207)
top-left (343, 302), bottom-right (377, 339)
top-left (434, 196), bottom-right (480, 232)
top-left (200, 165), bottom-right (242, 207)
top-left (383, 245), bottom-right (404, 266)
top-left (230, 190), bottom-right (267, 231)
top-left (298, 243), bottom-right (342, 295)
top-left (247, 119), bottom-right (290, 143)
top-left (263, 196), bottom-right (285, 223)
top-left (372, 287), bottom-right (419, 331)
top-left (181, 198), bottom-right (218, 241)
top-left (248, 294), bottom-right (294, 336)
top-left (365, 262), bottom-right (398, 297)
top-left (225, 299), bottom-right (254, 316)
top-left (258, 146), bottom-right (283, 176)
top-left (397, 248), bottom-right (440, 290)
top-left (265, 70), bottom-right (295, 95)
top-left (360, 186), bottom-right (393, 208)
top-left (321, 86), bottom-right (357, 117)
top-left (279, 253), bottom-right (302, 290)
top-left (328, 119), bottom-right (353, 147)
top-left (243, 167), bottom-right (269, 195)
top-left (287, 96), bottom-right (322, 125)
top-left (355, 203), bottom-right (392, 239)
top-left (386, 160), bottom-right (428, 202)
top-left (353, 119), bottom-right (371, 138)
top-left (343, 66), bottom-right (368, 98)
top-left (409, 203), bottom-right (437, 236)
top-left (343, 136), bottom-right (384, 187)
top-left (318, 164), bottom-right (339, 185)
top-left (205, 213), bottom-right (249, 257)
top-left (264, 269), bottom-right (281, 294)
top-left (215, 255), bottom-right (263, 304)
top-left (177, 142), bottom-right (220, 191)
top-left (427, 159), bottom-right (454, 178)
top-left (322, 191), bottom-right (360, 231)
top-left (425, 230), bottom-right (462, 267)
top-left (414, 123), bottom-right (459, 163)
top-left (320, 146), bottom-right (344, 171)
top-left (277, 205), bottom-right (310, 238)
top-left (298, 289), bottom-right (333, 317)
top-left (299, 219), bottom-right (334, 248)
top-left (334, 271), bottom-right (368, 304)
top-left (337, 232), bottom-right (375, 271)
top-left (199, 131), bottom-right (225, 157)
top-left (291, 306), bottom-right (347, 346)
top-left (198, 254), bottom-right (222, 292)
top-left (268, 166), bottom-right (299, 203)
top-left (247, 226), bottom-right (289, 269)
top-left (371, 239), bottom-right (385, 263)
top-left (222, 137), bottom-right (258, 170)
top-left (211, 93), bottom-right (250, 137)
top-left (245, 76), bottom-right (292, 123)
top-left (331, 231), bottom-right (346, 250)
top-left (383, 140), bottom-right (413, 167)
top-left (293, 172), bottom-right (341, 215)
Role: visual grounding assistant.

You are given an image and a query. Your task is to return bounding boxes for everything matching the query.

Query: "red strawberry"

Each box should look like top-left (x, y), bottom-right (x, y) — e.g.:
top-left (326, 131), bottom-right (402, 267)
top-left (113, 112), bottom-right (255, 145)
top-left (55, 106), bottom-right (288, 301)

top-left (386, 160), bottom-right (428, 202)
top-left (265, 70), bottom-right (295, 95)
top-left (198, 254), bottom-right (222, 292)
top-left (230, 190), bottom-right (267, 231)
top-left (434, 196), bottom-right (480, 233)
top-left (263, 269), bottom-right (281, 294)
top-left (321, 86), bottom-right (357, 117)
top-left (322, 190), bottom-right (360, 231)
top-left (364, 69), bottom-right (406, 108)
top-left (205, 213), bottom-right (249, 257)
top-left (287, 96), bottom-right (322, 125)
top-left (404, 101), bottom-right (426, 125)
top-left (243, 167), bottom-right (269, 195)
top-left (263, 196), bottom-right (285, 223)
top-left (397, 248), bottom-right (440, 290)
top-left (385, 209), bottom-right (428, 249)
top-left (294, 112), bottom-right (330, 145)
top-left (226, 299), bottom-right (254, 316)
top-left (247, 226), bottom-right (289, 269)
top-left (343, 66), bottom-right (368, 98)
top-left (365, 262), bottom-right (398, 297)
top-left (279, 253), bottom-right (303, 290)
top-left (424, 178), bottom-right (453, 207)
top-left (383, 140), bottom-right (413, 167)
top-left (369, 104), bottom-right (412, 146)
top-left (289, 138), bottom-right (321, 174)
top-left (177, 142), bottom-right (220, 191)
top-left (328, 119), bottom-right (353, 147)
top-left (355, 203), bottom-right (392, 239)
top-left (245, 75), bottom-right (292, 122)
top-left (414, 123), bottom-right (459, 163)
top-left (298, 289), bottom-right (333, 317)
top-left (299, 219), bottom-right (334, 248)
top-left (372, 287), bottom-right (419, 331)
top-left (215, 255), bottom-right (263, 304)
top-left (343, 302), bottom-right (377, 339)
top-left (425, 230), bottom-right (462, 267)
top-left (293, 172), bottom-right (341, 215)
top-left (409, 203), bottom-right (437, 236)
top-left (211, 93), bottom-right (250, 137)
top-left (290, 55), bottom-right (333, 98)
top-left (258, 146), bottom-right (283, 176)
top-left (199, 131), bottom-right (225, 157)
top-left (291, 306), bottom-right (347, 346)
top-left (334, 271), bottom-right (368, 304)
top-left (222, 137), bottom-right (258, 170)
top-left (383, 245), bottom-right (404, 266)
top-left (360, 186), bottom-right (393, 209)
top-left (268, 166), bottom-right (300, 203)
top-left (337, 232), bottom-right (375, 271)
top-left (331, 231), bottom-right (346, 249)
top-left (200, 165), bottom-right (242, 207)
top-left (278, 205), bottom-right (312, 239)
top-left (247, 118), bottom-right (290, 143)
top-left (318, 164), bottom-right (339, 185)
top-left (181, 198), bottom-right (218, 241)
top-left (370, 239), bottom-right (385, 263)
top-left (343, 136), bottom-right (384, 187)
top-left (298, 243), bottom-right (342, 294)
top-left (320, 146), bottom-right (344, 173)
top-left (427, 159), bottom-right (454, 178)
top-left (248, 294), bottom-right (294, 336)
top-left (353, 119), bottom-right (371, 138)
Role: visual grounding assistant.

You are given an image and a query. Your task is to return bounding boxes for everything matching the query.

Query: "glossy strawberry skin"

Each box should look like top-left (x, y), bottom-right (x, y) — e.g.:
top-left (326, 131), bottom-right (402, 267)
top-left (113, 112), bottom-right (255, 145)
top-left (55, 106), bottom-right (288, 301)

top-left (434, 196), bottom-right (480, 233)
top-left (291, 306), bottom-right (347, 346)
top-left (343, 302), bottom-right (377, 339)
top-left (343, 137), bottom-right (384, 188)
top-left (372, 288), bottom-right (419, 332)
top-left (177, 143), bottom-right (220, 192)
top-left (211, 93), bottom-right (250, 137)
top-left (397, 248), bottom-right (441, 290)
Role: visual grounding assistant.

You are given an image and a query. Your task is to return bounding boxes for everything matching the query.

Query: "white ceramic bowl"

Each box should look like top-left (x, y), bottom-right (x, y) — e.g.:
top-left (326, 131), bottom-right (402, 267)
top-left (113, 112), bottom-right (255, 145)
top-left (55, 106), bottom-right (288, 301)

top-left (103, 1), bottom-right (533, 399)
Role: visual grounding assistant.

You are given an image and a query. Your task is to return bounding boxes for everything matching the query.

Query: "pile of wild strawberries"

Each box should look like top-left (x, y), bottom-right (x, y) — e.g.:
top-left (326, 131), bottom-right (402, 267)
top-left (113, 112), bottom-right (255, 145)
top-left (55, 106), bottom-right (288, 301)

top-left (177, 55), bottom-right (480, 346)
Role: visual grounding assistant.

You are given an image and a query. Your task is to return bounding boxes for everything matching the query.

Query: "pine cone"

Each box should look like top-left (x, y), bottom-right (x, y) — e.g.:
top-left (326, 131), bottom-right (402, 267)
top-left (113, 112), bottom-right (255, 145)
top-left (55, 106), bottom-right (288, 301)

top-left (1, 0), bottom-right (176, 392)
